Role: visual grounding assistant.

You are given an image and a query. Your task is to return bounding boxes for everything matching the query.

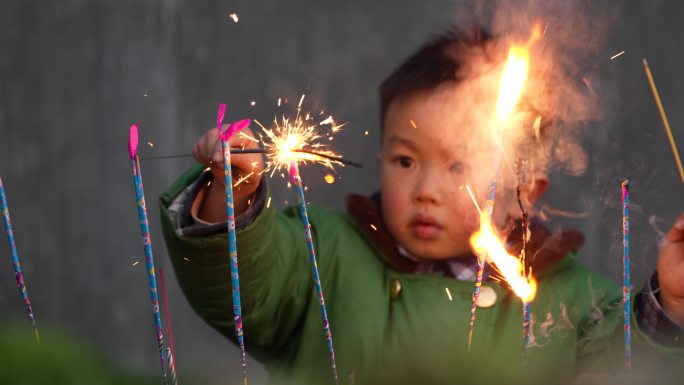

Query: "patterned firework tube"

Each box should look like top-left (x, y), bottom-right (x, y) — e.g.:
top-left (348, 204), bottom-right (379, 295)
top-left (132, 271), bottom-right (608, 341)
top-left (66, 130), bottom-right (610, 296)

top-left (522, 301), bottom-right (531, 365)
top-left (468, 157), bottom-right (501, 351)
top-left (166, 347), bottom-right (178, 385)
top-left (216, 104), bottom-right (249, 385)
top-left (0, 175), bottom-right (39, 343)
top-left (288, 162), bottom-right (339, 385)
top-left (622, 179), bottom-right (631, 371)
top-left (129, 125), bottom-right (168, 383)
top-left (467, 260), bottom-right (485, 351)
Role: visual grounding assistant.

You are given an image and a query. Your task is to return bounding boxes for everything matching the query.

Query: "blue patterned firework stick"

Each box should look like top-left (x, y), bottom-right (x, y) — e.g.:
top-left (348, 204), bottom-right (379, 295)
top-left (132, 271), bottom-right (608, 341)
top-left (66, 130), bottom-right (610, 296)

top-left (621, 179), bottom-right (631, 371)
top-left (216, 104), bottom-right (250, 385)
top-left (522, 301), bottom-right (531, 365)
top-left (0, 175), bottom-right (39, 343)
top-left (128, 125), bottom-right (169, 384)
top-left (288, 162), bottom-right (339, 385)
top-left (468, 156), bottom-right (501, 351)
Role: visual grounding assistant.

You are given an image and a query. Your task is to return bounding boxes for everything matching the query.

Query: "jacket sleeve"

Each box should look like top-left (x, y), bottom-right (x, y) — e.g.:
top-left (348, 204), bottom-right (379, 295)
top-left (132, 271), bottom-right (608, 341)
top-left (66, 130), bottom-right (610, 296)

top-left (574, 271), bottom-right (684, 381)
top-left (159, 165), bottom-right (315, 363)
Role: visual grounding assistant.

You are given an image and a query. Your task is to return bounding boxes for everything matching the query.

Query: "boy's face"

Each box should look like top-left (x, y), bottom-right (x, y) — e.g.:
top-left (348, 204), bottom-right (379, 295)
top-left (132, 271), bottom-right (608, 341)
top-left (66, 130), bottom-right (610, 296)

top-left (379, 85), bottom-right (505, 260)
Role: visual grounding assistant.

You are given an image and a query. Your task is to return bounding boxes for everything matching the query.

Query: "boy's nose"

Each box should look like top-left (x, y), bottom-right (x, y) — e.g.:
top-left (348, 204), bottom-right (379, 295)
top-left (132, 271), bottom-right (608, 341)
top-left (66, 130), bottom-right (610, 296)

top-left (412, 169), bottom-right (444, 205)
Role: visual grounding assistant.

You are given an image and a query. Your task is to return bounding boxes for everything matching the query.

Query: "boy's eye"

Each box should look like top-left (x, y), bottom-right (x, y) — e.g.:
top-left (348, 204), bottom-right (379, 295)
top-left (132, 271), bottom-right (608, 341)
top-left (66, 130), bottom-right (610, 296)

top-left (450, 162), bottom-right (466, 174)
top-left (394, 156), bottom-right (414, 168)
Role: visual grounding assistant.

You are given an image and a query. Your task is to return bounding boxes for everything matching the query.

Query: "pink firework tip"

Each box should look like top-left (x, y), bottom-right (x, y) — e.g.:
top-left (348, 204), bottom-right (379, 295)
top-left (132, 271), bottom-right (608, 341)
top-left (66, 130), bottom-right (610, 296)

top-left (289, 162), bottom-right (298, 184)
top-left (128, 124), bottom-right (139, 160)
top-left (216, 103), bottom-right (227, 128)
top-left (221, 118), bottom-right (251, 142)
top-left (622, 178), bottom-right (629, 200)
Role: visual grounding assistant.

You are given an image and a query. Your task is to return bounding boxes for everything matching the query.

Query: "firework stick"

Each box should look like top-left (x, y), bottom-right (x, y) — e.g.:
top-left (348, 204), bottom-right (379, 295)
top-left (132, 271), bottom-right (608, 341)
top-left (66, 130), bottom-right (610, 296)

top-left (522, 301), bottom-right (531, 364)
top-left (128, 125), bottom-right (168, 384)
top-left (643, 59), bottom-right (684, 183)
top-left (622, 179), bottom-right (631, 371)
top-left (0, 175), bottom-right (40, 343)
top-left (159, 267), bottom-right (177, 367)
top-left (166, 347), bottom-right (178, 385)
top-left (288, 162), bottom-right (339, 385)
top-left (216, 104), bottom-right (250, 385)
top-left (468, 155), bottom-right (501, 350)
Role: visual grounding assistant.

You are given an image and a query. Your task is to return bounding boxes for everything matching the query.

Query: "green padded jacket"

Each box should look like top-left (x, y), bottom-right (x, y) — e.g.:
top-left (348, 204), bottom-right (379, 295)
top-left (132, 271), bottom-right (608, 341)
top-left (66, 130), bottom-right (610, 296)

top-left (160, 165), bottom-right (683, 385)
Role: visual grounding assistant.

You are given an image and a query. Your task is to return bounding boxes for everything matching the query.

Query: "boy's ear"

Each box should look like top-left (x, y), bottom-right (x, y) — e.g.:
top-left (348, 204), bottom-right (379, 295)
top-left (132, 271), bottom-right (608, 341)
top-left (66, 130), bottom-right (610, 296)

top-left (527, 177), bottom-right (549, 204)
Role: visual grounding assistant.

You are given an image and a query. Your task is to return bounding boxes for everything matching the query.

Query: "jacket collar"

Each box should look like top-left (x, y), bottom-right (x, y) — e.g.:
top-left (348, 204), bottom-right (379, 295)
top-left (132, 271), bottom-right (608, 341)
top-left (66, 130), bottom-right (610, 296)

top-left (345, 192), bottom-right (584, 276)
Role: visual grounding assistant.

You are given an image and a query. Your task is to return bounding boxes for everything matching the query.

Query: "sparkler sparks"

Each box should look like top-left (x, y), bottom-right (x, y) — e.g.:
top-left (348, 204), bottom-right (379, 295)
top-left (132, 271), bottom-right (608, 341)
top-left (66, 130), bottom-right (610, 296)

top-left (469, 213), bottom-right (537, 303)
top-left (469, 25), bottom-right (539, 352)
top-left (610, 50), bottom-right (625, 60)
top-left (254, 95), bottom-right (346, 176)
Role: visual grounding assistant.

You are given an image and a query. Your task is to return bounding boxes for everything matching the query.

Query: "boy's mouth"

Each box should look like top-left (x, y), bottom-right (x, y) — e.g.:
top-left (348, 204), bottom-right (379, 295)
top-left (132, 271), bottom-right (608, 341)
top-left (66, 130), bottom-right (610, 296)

top-left (410, 214), bottom-right (442, 239)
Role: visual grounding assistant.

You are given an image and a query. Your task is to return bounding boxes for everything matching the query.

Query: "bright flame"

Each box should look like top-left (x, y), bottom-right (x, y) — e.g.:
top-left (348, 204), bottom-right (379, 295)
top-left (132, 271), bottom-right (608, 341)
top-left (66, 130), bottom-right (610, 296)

top-left (495, 24), bottom-right (541, 120)
top-left (496, 46), bottom-right (530, 119)
top-left (255, 95), bottom-right (345, 175)
top-left (469, 213), bottom-right (537, 302)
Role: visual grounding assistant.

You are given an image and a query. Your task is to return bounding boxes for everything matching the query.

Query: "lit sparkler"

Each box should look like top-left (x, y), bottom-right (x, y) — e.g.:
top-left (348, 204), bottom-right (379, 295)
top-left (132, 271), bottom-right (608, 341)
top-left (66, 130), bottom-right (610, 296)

top-left (254, 95), bottom-right (346, 176)
top-left (468, 25), bottom-right (539, 351)
top-left (255, 95), bottom-right (342, 383)
top-left (470, 212), bottom-right (537, 362)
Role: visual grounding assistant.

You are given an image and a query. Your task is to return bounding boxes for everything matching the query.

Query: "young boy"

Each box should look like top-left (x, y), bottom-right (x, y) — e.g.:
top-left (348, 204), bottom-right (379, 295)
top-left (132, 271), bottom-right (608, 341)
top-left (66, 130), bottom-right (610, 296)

top-left (160, 27), bottom-right (684, 384)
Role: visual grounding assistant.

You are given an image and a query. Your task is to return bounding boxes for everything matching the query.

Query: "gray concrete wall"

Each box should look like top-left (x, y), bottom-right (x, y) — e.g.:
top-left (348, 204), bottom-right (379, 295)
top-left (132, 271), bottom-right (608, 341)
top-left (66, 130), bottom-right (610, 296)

top-left (0, 0), bottom-right (682, 383)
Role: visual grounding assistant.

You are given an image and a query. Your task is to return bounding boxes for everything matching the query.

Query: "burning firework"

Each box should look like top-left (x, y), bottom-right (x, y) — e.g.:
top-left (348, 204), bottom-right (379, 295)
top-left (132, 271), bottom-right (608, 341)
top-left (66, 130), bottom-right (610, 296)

top-left (254, 95), bottom-right (346, 176)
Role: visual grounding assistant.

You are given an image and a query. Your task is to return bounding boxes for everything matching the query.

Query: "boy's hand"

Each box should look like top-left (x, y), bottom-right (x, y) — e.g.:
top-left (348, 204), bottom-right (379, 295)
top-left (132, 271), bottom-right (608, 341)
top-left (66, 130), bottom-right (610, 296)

top-left (192, 124), bottom-right (265, 222)
top-left (657, 211), bottom-right (684, 327)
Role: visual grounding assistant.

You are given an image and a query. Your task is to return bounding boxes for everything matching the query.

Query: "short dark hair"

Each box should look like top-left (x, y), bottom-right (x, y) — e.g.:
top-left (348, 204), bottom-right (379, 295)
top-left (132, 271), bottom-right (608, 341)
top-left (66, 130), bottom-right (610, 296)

top-left (379, 26), bottom-right (493, 130)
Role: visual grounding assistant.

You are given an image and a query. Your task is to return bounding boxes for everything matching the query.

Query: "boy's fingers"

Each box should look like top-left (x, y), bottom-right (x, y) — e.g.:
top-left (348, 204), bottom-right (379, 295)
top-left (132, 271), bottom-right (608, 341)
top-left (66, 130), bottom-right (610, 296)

top-left (192, 141), bottom-right (202, 164)
top-left (212, 140), bottom-right (224, 163)
top-left (665, 212), bottom-right (684, 244)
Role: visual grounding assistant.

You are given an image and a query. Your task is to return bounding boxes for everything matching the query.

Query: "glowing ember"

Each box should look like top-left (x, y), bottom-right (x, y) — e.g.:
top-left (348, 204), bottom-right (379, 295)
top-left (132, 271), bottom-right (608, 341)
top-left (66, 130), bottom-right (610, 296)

top-left (610, 50), bottom-right (625, 60)
top-left (229, 13), bottom-right (239, 22)
top-left (469, 213), bottom-right (537, 302)
top-left (324, 174), bottom-right (335, 184)
top-left (250, 100), bottom-right (256, 106)
top-left (254, 95), bottom-right (345, 175)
